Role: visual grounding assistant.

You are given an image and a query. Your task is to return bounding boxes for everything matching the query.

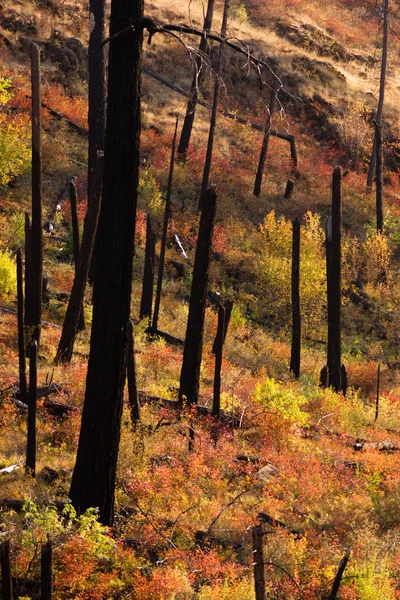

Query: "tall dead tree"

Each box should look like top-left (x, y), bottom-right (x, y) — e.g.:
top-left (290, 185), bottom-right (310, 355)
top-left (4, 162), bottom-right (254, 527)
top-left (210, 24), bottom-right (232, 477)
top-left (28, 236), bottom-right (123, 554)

top-left (376, 122), bottom-right (384, 232)
top-left (0, 540), bottom-right (12, 600)
top-left (367, 0), bottom-right (389, 187)
top-left (26, 341), bottom-right (37, 476)
top-left (55, 153), bottom-right (104, 364)
top-left (253, 81), bottom-right (279, 197)
top-left (24, 212), bottom-right (31, 340)
top-left (198, 0), bottom-right (230, 211)
top-left (88, 0), bottom-right (106, 200)
top-left (26, 43), bottom-right (42, 348)
top-left (177, 0), bottom-right (215, 157)
top-left (16, 250), bottom-right (28, 404)
top-left (252, 523), bottom-right (266, 600)
top-left (69, 179), bottom-right (86, 331)
top-left (41, 541), bottom-right (53, 600)
top-left (290, 218), bottom-right (301, 378)
top-left (139, 213), bottom-right (156, 321)
top-left (126, 319), bottom-right (140, 423)
top-left (151, 119), bottom-right (178, 333)
top-left (326, 167), bottom-right (343, 392)
top-left (69, 0), bottom-right (145, 526)
top-left (88, 0), bottom-right (106, 282)
top-left (179, 186), bottom-right (217, 407)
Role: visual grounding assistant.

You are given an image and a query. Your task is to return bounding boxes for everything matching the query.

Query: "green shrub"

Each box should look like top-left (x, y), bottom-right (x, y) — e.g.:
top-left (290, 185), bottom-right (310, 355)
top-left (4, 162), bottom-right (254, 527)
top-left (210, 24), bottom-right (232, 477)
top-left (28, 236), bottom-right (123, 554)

top-left (253, 377), bottom-right (309, 425)
top-left (0, 249), bottom-right (16, 296)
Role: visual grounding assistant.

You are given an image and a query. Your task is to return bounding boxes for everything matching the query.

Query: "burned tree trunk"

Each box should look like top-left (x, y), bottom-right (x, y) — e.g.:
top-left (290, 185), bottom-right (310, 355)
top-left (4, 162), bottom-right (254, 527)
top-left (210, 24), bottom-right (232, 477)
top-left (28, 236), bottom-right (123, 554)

top-left (253, 81), bottom-right (279, 197)
top-left (376, 122), bottom-right (384, 233)
top-left (151, 119), bottom-right (178, 333)
top-left (139, 214), bottom-right (156, 321)
top-left (17, 250), bottom-right (28, 405)
top-left (177, 0), bottom-right (215, 158)
top-left (0, 540), bottom-right (12, 600)
top-left (26, 341), bottom-right (37, 477)
top-left (88, 0), bottom-right (106, 283)
top-left (55, 153), bottom-right (104, 364)
top-left (212, 303), bottom-right (226, 417)
top-left (198, 0), bottom-right (230, 211)
top-left (252, 523), bottom-right (266, 600)
top-left (327, 167), bottom-right (343, 392)
top-left (126, 320), bottom-right (140, 423)
top-left (327, 548), bottom-right (351, 600)
top-left (69, 180), bottom-right (86, 331)
top-left (26, 43), bottom-right (42, 348)
top-left (290, 218), bottom-right (301, 378)
top-left (41, 541), bottom-right (53, 600)
top-left (24, 212), bottom-right (32, 335)
top-left (179, 186), bottom-right (217, 407)
top-left (88, 0), bottom-right (106, 201)
top-left (367, 0), bottom-right (388, 187)
top-left (69, 0), bottom-right (144, 526)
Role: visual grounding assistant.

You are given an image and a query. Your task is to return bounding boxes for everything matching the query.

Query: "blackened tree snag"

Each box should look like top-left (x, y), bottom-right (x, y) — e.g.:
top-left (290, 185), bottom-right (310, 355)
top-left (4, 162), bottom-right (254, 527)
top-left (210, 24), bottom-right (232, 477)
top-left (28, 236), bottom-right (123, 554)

top-left (327, 548), bottom-right (351, 600)
top-left (179, 186), bottom-right (217, 407)
top-left (284, 179), bottom-right (294, 199)
top-left (27, 43), bottom-right (42, 348)
top-left (0, 540), bottom-right (12, 600)
top-left (367, 0), bottom-right (388, 187)
top-left (198, 0), bottom-right (230, 211)
top-left (212, 303), bottom-right (225, 417)
top-left (17, 250), bottom-right (28, 405)
top-left (69, 180), bottom-right (86, 331)
top-left (327, 167), bottom-right (343, 392)
top-left (55, 153), bottom-right (104, 365)
top-left (177, 0), bottom-right (215, 158)
top-left (151, 118), bottom-right (178, 333)
top-left (24, 212), bottom-right (31, 334)
top-left (253, 81), bottom-right (278, 197)
top-left (252, 523), bottom-right (266, 600)
top-left (88, 0), bottom-right (106, 202)
top-left (26, 341), bottom-right (37, 476)
top-left (376, 122), bottom-right (384, 233)
top-left (41, 541), bottom-right (53, 600)
top-left (69, 0), bottom-right (143, 526)
top-left (139, 213), bottom-right (156, 321)
top-left (126, 320), bottom-right (140, 423)
top-left (290, 218), bottom-right (301, 378)
top-left (42, 276), bottom-right (50, 306)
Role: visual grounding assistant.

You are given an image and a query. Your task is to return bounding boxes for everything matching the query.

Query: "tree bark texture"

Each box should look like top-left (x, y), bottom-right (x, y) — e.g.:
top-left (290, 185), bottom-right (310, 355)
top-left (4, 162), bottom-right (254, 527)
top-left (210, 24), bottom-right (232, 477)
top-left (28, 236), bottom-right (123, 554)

top-left (88, 0), bottom-right (106, 201)
top-left (253, 81), bottom-right (278, 197)
top-left (199, 0), bottom-right (230, 211)
top-left (290, 217), bottom-right (301, 378)
top-left (327, 167), bottom-right (342, 392)
top-left (69, 0), bottom-right (143, 526)
top-left (151, 119), bottom-right (178, 332)
top-left (27, 43), bottom-right (42, 348)
top-left (126, 320), bottom-right (140, 423)
top-left (17, 249), bottom-right (28, 405)
top-left (55, 153), bottom-right (104, 364)
top-left (212, 303), bottom-right (225, 417)
top-left (139, 213), bottom-right (156, 321)
top-left (0, 540), bottom-right (12, 600)
top-left (179, 186), bottom-right (217, 407)
top-left (41, 541), bottom-right (53, 600)
top-left (177, 0), bottom-right (215, 157)
top-left (26, 341), bottom-right (37, 476)
top-left (252, 523), bottom-right (266, 600)
top-left (376, 122), bottom-right (384, 232)
top-left (367, 0), bottom-right (389, 187)
top-left (327, 548), bottom-right (351, 600)
top-left (69, 180), bottom-right (86, 331)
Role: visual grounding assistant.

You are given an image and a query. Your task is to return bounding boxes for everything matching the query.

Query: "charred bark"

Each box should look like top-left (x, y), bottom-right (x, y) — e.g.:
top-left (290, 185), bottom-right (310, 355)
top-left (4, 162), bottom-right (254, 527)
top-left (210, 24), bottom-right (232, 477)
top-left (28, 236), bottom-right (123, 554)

top-left (376, 122), bottom-right (384, 233)
top-left (126, 320), bottom-right (140, 423)
top-left (253, 81), bottom-right (278, 197)
top-left (26, 341), bottom-right (37, 476)
top-left (139, 213), bottom-right (156, 321)
top-left (55, 153), bottom-right (104, 364)
top-left (16, 250), bottom-right (28, 405)
top-left (69, 0), bottom-right (143, 526)
top-left (177, 0), bottom-right (215, 158)
top-left (179, 186), bottom-right (217, 407)
top-left (69, 180), bottom-right (86, 331)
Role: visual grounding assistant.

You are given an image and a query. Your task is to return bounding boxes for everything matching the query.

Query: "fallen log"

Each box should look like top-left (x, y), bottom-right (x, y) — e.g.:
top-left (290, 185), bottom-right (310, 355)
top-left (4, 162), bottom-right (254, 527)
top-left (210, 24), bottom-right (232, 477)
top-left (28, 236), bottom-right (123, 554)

top-left (146, 327), bottom-right (184, 346)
